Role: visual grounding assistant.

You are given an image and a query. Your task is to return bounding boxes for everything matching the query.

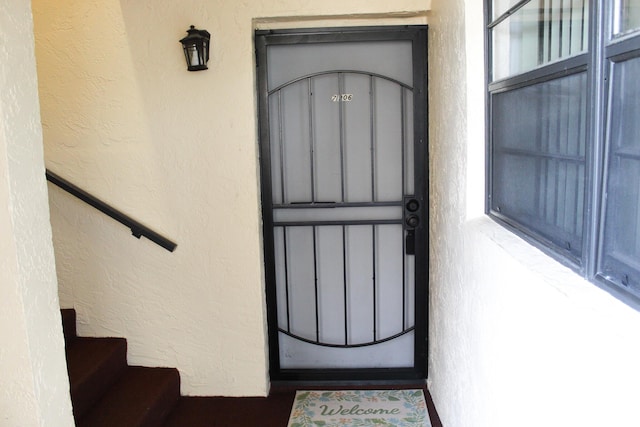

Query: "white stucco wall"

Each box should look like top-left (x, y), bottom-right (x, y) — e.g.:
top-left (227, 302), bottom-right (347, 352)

top-left (0, 1), bottom-right (74, 426)
top-left (32, 0), bottom-right (430, 396)
top-left (428, 1), bottom-right (640, 426)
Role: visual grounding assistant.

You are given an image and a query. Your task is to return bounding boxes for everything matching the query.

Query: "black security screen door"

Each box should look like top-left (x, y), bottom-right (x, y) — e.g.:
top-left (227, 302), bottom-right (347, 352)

top-left (256, 26), bottom-right (428, 382)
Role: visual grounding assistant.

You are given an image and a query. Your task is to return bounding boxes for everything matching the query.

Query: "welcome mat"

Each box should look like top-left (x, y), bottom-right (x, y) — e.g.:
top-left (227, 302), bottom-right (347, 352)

top-left (287, 389), bottom-right (431, 427)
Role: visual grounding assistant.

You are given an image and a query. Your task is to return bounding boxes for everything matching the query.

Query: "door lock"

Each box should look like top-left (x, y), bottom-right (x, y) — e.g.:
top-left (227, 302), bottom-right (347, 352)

top-left (404, 196), bottom-right (421, 255)
top-left (403, 196), bottom-right (421, 230)
top-left (406, 215), bottom-right (420, 228)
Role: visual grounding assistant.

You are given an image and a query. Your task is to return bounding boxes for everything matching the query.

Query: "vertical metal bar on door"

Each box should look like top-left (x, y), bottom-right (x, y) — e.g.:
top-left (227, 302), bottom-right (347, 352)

top-left (307, 78), bottom-right (319, 341)
top-left (308, 78), bottom-right (316, 202)
top-left (339, 73), bottom-right (348, 345)
top-left (278, 92), bottom-right (287, 204)
top-left (312, 225), bottom-right (320, 343)
top-left (369, 75), bottom-right (378, 342)
top-left (372, 224), bottom-right (377, 342)
top-left (401, 87), bottom-right (407, 330)
top-left (342, 225), bottom-right (348, 346)
top-left (339, 73), bottom-right (346, 203)
top-left (370, 75), bottom-right (377, 202)
top-left (277, 92), bottom-right (292, 333)
top-left (283, 227), bottom-right (291, 333)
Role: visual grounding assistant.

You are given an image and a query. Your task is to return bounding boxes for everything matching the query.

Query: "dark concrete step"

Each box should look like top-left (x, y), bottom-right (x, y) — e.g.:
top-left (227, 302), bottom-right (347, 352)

top-left (66, 336), bottom-right (128, 420)
top-left (78, 366), bottom-right (180, 427)
top-left (61, 309), bottom-right (181, 426)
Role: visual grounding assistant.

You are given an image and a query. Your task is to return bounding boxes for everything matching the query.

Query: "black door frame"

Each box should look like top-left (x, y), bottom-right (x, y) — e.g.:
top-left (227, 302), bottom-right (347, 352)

top-left (255, 25), bottom-right (429, 384)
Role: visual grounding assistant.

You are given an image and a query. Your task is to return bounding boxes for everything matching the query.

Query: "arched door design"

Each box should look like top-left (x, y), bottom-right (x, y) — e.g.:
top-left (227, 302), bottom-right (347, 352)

top-left (256, 26), bottom-right (428, 382)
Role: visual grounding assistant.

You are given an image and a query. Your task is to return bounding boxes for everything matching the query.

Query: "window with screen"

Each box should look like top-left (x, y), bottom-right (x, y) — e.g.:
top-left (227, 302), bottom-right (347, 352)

top-left (487, 0), bottom-right (640, 304)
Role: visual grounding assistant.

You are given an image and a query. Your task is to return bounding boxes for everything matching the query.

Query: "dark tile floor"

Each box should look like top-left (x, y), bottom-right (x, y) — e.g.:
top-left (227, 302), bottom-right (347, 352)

top-left (162, 384), bottom-right (442, 427)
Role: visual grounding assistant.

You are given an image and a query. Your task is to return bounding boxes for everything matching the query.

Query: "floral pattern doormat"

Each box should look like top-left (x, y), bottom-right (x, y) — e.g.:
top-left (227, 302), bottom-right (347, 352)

top-left (287, 389), bottom-right (431, 427)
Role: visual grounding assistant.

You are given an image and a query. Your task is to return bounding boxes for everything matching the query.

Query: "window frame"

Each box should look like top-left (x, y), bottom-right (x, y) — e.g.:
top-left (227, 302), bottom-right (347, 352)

top-left (485, 0), bottom-right (640, 308)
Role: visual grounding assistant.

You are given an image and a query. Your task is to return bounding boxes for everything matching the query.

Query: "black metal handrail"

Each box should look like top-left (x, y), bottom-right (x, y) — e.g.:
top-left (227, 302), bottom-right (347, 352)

top-left (45, 169), bottom-right (177, 252)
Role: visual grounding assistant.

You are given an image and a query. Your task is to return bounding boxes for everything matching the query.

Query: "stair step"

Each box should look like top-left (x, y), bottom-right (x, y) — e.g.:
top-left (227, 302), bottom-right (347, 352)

top-left (77, 366), bottom-right (180, 427)
top-left (66, 337), bottom-right (127, 420)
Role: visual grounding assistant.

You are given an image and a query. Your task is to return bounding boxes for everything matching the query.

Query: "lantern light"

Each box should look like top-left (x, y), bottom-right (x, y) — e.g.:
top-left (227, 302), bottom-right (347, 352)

top-left (179, 25), bottom-right (211, 71)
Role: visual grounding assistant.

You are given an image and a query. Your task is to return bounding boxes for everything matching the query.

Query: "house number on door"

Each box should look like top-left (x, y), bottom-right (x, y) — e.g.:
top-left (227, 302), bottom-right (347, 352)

top-left (331, 94), bottom-right (354, 102)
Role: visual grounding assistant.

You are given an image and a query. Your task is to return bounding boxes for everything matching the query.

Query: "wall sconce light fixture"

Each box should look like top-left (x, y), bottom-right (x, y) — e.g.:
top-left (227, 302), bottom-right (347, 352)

top-left (179, 25), bottom-right (211, 71)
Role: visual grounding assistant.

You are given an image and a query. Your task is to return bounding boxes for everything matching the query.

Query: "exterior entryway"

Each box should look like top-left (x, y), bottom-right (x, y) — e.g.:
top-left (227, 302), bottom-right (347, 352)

top-left (256, 26), bottom-right (428, 382)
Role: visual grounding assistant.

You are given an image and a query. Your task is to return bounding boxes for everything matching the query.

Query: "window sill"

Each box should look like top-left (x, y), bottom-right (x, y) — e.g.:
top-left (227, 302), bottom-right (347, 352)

top-left (465, 215), bottom-right (640, 315)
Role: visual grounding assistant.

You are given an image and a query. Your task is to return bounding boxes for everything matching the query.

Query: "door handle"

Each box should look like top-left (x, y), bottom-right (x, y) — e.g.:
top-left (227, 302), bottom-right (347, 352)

top-left (405, 230), bottom-right (416, 255)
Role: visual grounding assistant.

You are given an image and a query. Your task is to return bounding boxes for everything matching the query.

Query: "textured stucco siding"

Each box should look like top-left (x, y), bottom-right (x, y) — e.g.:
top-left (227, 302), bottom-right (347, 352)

top-left (0, 1), bottom-right (74, 426)
top-left (427, 1), bottom-right (640, 426)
